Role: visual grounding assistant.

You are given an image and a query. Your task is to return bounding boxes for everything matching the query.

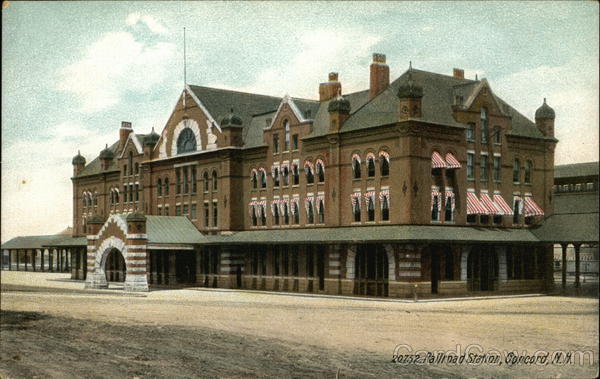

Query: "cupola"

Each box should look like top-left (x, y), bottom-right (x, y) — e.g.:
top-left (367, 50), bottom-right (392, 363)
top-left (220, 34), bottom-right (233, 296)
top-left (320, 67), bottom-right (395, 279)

top-left (143, 127), bottom-right (160, 159)
top-left (72, 150), bottom-right (86, 176)
top-left (99, 144), bottom-right (114, 170)
top-left (220, 108), bottom-right (244, 147)
top-left (535, 98), bottom-right (555, 138)
top-left (398, 66), bottom-right (424, 120)
top-left (328, 91), bottom-right (351, 133)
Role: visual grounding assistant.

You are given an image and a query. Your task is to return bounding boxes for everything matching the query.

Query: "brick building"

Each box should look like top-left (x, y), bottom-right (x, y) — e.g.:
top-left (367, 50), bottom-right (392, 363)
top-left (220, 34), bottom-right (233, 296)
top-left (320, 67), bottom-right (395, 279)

top-left (3, 54), bottom-right (562, 297)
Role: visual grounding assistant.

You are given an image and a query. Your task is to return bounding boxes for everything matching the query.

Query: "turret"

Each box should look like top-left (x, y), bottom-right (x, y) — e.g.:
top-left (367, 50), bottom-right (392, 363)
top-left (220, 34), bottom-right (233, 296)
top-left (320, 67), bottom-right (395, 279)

top-left (72, 150), bottom-right (86, 176)
top-left (327, 91), bottom-right (351, 133)
top-left (220, 108), bottom-right (244, 147)
top-left (535, 98), bottom-right (555, 138)
top-left (99, 144), bottom-right (114, 170)
top-left (397, 66), bottom-right (424, 120)
top-left (143, 127), bottom-right (159, 159)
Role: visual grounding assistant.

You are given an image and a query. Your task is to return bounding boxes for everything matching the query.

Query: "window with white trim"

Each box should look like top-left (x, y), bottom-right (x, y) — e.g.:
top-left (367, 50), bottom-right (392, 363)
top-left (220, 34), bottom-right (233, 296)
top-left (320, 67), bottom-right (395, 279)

top-left (467, 153), bottom-right (475, 179)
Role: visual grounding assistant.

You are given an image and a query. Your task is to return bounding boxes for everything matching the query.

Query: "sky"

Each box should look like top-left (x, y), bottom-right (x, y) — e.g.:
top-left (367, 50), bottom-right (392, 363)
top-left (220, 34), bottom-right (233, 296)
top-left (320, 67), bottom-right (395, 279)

top-left (1, 1), bottom-right (598, 242)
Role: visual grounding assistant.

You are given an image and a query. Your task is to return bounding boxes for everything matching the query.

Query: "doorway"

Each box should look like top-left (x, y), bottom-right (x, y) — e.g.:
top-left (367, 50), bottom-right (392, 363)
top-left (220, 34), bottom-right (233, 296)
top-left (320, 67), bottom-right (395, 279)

top-left (354, 245), bottom-right (389, 297)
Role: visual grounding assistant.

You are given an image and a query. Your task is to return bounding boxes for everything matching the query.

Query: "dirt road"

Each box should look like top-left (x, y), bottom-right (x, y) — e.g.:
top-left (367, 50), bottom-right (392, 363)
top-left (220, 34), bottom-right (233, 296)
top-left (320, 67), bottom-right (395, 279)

top-left (1, 272), bottom-right (598, 378)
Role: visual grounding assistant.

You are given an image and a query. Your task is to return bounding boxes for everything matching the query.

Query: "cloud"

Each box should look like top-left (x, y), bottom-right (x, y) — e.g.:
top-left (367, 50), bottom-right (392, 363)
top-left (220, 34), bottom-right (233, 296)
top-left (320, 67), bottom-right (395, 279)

top-left (126, 13), bottom-right (168, 35)
top-left (207, 28), bottom-right (382, 98)
top-left (1, 121), bottom-right (117, 242)
top-left (493, 56), bottom-right (599, 164)
top-left (57, 31), bottom-right (176, 112)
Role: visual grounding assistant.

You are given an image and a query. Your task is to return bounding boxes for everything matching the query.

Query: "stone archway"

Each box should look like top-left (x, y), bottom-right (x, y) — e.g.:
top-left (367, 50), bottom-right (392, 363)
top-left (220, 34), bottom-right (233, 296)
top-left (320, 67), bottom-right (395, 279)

top-left (346, 244), bottom-right (396, 281)
top-left (85, 236), bottom-right (127, 289)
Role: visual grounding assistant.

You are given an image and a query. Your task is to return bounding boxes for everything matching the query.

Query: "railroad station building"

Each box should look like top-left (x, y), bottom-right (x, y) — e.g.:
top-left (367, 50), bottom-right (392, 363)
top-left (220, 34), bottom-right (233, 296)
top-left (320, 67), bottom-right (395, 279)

top-left (4, 53), bottom-right (580, 297)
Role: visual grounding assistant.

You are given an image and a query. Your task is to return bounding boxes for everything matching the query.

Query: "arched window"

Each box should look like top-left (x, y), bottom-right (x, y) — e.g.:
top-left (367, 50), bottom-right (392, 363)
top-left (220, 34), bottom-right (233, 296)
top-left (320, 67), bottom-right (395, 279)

top-left (212, 170), bottom-right (218, 191)
top-left (157, 179), bottom-right (162, 196)
top-left (203, 172), bottom-right (209, 192)
top-left (114, 189), bottom-right (119, 204)
top-left (367, 153), bottom-right (376, 177)
top-left (318, 199), bottom-right (325, 224)
top-left (380, 151), bottom-right (390, 176)
top-left (251, 170), bottom-right (258, 189)
top-left (524, 160), bottom-right (533, 184)
top-left (164, 177), bottom-right (170, 195)
top-left (260, 169), bottom-right (267, 188)
top-left (283, 202), bottom-right (289, 225)
top-left (273, 201), bottom-right (280, 225)
top-left (316, 159), bottom-right (325, 182)
top-left (353, 198), bottom-right (361, 222)
top-left (305, 161), bottom-right (314, 184)
top-left (128, 151), bottom-right (133, 175)
top-left (251, 206), bottom-right (258, 226)
top-left (367, 196), bottom-right (375, 221)
top-left (177, 128), bottom-right (197, 154)
top-left (191, 166), bottom-right (197, 193)
top-left (282, 165), bottom-right (289, 186)
top-left (381, 194), bottom-right (389, 221)
top-left (284, 120), bottom-right (290, 151)
top-left (352, 154), bottom-right (361, 179)
top-left (307, 200), bottom-right (314, 224)
top-left (292, 163), bottom-right (299, 185)
top-left (481, 108), bottom-right (488, 144)
top-left (513, 159), bottom-right (520, 183)
top-left (292, 202), bottom-right (299, 224)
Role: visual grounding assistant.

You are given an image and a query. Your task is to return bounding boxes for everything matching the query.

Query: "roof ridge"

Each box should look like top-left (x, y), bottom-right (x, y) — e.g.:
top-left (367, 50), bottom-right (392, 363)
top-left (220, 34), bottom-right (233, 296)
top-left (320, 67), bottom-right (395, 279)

top-left (408, 68), bottom-right (477, 83)
top-left (188, 84), bottom-right (283, 101)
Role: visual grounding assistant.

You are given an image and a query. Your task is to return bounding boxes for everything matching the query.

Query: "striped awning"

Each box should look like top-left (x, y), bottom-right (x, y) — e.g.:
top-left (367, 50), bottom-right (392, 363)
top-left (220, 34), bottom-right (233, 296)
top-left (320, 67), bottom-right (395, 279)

top-left (480, 192), bottom-right (500, 215)
top-left (466, 191), bottom-right (488, 215)
top-left (445, 153), bottom-right (462, 169)
top-left (493, 193), bottom-right (513, 215)
top-left (431, 151), bottom-right (447, 168)
top-left (524, 196), bottom-right (544, 216)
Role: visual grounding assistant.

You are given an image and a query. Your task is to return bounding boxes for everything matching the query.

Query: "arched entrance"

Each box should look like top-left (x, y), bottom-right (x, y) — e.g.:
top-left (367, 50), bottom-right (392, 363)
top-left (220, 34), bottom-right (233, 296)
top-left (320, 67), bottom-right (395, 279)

top-left (467, 247), bottom-right (498, 291)
top-left (354, 244), bottom-right (389, 297)
top-left (104, 248), bottom-right (126, 283)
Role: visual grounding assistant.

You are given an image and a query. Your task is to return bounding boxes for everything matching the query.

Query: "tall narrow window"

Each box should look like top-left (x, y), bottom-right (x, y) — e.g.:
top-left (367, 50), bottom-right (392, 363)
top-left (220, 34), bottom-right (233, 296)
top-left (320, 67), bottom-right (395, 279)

top-left (367, 196), bottom-right (375, 221)
top-left (367, 155), bottom-right (376, 177)
top-left (260, 205), bottom-right (267, 226)
top-left (284, 120), bottom-right (290, 151)
top-left (353, 197), bottom-right (361, 222)
top-left (212, 170), bottom-right (218, 191)
top-left (380, 152), bottom-right (390, 176)
top-left (164, 205), bottom-right (169, 215)
top-left (381, 195), bottom-right (389, 221)
top-left (183, 204), bottom-right (189, 218)
top-left (203, 172), bottom-right (209, 192)
top-left (493, 156), bottom-right (501, 182)
top-left (466, 123), bottom-right (475, 142)
top-left (212, 201), bottom-right (218, 227)
top-left (251, 206), bottom-right (258, 226)
top-left (292, 202), bottom-right (299, 224)
top-left (292, 163), bottom-right (299, 185)
top-left (513, 159), bottom-right (520, 183)
top-left (352, 155), bottom-right (361, 179)
top-left (480, 154), bottom-right (488, 181)
top-left (444, 191), bottom-right (454, 222)
top-left (183, 166), bottom-right (189, 193)
top-left (467, 153), bottom-right (474, 179)
top-left (513, 198), bottom-right (521, 224)
top-left (176, 204), bottom-right (182, 216)
top-left (273, 167), bottom-right (280, 187)
top-left (176, 168), bottom-right (181, 194)
top-left (318, 199), bottom-right (324, 224)
top-left (306, 199), bottom-right (314, 224)
top-left (157, 179), bottom-right (162, 196)
top-left (273, 134), bottom-right (279, 153)
top-left (431, 193), bottom-right (440, 222)
top-left (316, 160), bottom-right (325, 183)
top-left (283, 202), bottom-right (289, 225)
top-left (292, 134), bottom-right (299, 150)
top-left (251, 170), bottom-right (258, 189)
top-left (128, 151), bottom-right (133, 175)
top-left (204, 202), bottom-right (209, 226)
top-left (524, 160), bottom-right (532, 184)
top-left (305, 162), bottom-right (314, 184)
top-left (273, 201), bottom-right (280, 225)
top-left (192, 166), bottom-right (197, 193)
top-left (493, 127), bottom-right (502, 144)
top-left (260, 169), bottom-right (267, 188)
top-left (134, 162), bottom-right (139, 175)
top-left (481, 108), bottom-right (488, 144)
top-left (191, 203), bottom-right (197, 220)
top-left (128, 186), bottom-right (133, 202)
top-left (134, 184), bottom-right (139, 202)
top-left (164, 178), bottom-right (169, 195)
top-left (283, 165), bottom-right (289, 186)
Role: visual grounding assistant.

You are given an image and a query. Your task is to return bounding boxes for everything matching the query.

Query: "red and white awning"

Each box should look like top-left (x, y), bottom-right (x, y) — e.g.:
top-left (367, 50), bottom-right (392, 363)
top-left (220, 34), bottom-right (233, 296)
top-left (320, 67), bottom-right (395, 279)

top-left (431, 151), bottom-right (447, 168)
top-left (351, 192), bottom-right (361, 206)
top-left (315, 158), bottom-right (325, 171)
top-left (379, 151), bottom-right (390, 163)
top-left (304, 160), bottom-right (314, 174)
top-left (466, 191), bottom-right (488, 215)
top-left (480, 192), bottom-right (500, 215)
top-left (524, 196), bottom-right (544, 216)
top-left (445, 190), bottom-right (456, 212)
top-left (366, 152), bottom-right (376, 163)
top-left (304, 196), bottom-right (314, 215)
top-left (431, 188), bottom-right (441, 212)
top-left (352, 153), bottom-right (361, 164)
top-left (493, 193), bottom-right (513, 215)
top-left (290, 197), bottom-right (299, 215)
top-left (445, 153), bottom-right (462, 169)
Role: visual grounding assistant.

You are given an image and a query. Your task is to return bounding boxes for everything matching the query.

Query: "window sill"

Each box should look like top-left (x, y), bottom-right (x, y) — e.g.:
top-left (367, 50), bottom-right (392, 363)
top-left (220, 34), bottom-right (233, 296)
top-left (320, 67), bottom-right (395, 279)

top-left (431, 220), bottom-right (442, 224)
top-left (467, 178), bottom-right (475, 182)
top-left (351, 222), bottom-right (362, 225)
top-left (494, 180), bottom-right (501, 184)
top-left (292, 185), bottom-right (299, 188)
top-left (379, 220), bottom-right (391, 223)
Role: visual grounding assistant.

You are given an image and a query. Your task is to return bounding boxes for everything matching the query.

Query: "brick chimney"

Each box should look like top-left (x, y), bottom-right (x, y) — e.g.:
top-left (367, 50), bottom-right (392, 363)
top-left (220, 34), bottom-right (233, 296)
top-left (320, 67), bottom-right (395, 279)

top-left (453, 68), bottom-right (464, 79)
top-left (119, 121), bottom-right (133, 151)
top-left (370, 53), bottom-right (390, 99)
top-left (319, 72), bottom-right (342, 102)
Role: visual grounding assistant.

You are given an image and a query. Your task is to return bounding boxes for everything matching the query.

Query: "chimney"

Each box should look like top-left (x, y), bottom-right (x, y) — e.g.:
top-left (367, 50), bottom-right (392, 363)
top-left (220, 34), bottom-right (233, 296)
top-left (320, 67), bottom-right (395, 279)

top-left (319, 72), bottom-right (341, 102)
top-left (453, 68), bottom-right (464, 79)
top-left (370, 53), bottom-right (390, 99)
top-left (119, 121), bottom-right (133, 151)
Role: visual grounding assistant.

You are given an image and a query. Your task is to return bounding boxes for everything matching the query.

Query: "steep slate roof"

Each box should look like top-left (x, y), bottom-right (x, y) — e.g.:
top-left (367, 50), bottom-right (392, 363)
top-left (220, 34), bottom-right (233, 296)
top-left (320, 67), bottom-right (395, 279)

top-left (555, 162), bottom-right (599, 179)
top-left (77, 141), bottom-right (120, 177)
top-left (553, 192), bottom-right (599, 215)
top-left (205, 225), bottom-right (539, 245)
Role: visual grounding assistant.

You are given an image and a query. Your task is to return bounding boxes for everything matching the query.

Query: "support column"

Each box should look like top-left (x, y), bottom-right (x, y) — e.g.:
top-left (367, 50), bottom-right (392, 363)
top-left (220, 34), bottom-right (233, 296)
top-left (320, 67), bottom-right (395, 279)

top-left (326, 245), bottom-right (342, 295)
top-left (124, 213), bottom-right (149, 292)
top-left (219, 247), bottom-right (245, 289)
top-left (168, 252), bottom-right (177, 285)
top-left (561, 244), bottom-right (567, 292)
top-left (84, 216), bottom-right (107, 289)
top-left (574, 243), bottom-right (581, 291)
top-left (25, 249), bottom-right (29, 271)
